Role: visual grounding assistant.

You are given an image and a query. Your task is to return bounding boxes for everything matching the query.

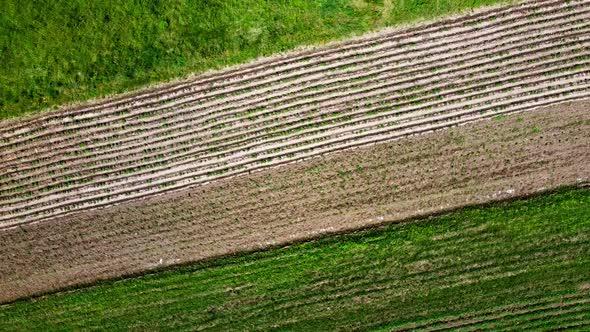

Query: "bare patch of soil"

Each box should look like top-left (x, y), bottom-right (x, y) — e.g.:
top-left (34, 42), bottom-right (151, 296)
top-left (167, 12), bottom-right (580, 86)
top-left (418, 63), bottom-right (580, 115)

top-left (0, 100), bottom-right (589, 303)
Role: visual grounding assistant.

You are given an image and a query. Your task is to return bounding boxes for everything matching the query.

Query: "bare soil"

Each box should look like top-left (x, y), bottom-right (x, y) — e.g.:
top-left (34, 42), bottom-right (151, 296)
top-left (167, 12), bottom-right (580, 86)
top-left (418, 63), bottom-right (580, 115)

top-left (0, 100), bottom-right (588, 304)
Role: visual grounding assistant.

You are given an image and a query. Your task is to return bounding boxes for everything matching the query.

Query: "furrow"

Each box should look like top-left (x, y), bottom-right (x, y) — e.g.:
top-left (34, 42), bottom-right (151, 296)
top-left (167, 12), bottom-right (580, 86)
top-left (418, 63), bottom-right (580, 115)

top-left (3, 58), bottom-right (587, 206)
top-left (2, 88), bottom-right (588, 226)
top-left (2, 20), bottom-right (588, 197)
top-left (5, 71), bottom-right (590, 209)
top-left (3, 39), bottom-right (587, 198)
top-left (1, 72), bottom-right (588, 213)
top-left (5, 87), bottom-right (590, 224)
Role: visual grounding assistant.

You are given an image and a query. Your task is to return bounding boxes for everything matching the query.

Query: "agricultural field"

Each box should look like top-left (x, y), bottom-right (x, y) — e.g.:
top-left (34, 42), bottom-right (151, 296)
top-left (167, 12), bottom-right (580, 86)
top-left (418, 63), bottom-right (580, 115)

top-left (0, 0), bottom-right (589, 330)
top-left (1, 101), bottom-right (589, 303)
top-left (1, 0), bottom-right (589, 226)
top-left (1, 188), bottom-right (589, 330)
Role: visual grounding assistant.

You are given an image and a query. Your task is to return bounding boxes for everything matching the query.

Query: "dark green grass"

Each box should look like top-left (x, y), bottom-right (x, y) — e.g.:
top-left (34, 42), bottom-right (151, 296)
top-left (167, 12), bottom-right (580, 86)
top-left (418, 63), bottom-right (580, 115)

top-left (0, 187), bottom-right (589, 331)
top-left (0, 0), bottom-right (512, 119)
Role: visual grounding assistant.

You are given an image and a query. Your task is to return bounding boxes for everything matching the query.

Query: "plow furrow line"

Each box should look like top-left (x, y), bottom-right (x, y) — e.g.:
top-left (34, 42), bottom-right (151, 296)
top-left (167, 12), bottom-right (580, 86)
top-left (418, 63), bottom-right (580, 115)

top-left (2, 84), bottom-right (588, 225)
top-left (2, 85), bottom-right (588, 223)
top-left (7, 73), bottom-right (589, 204)
top-left (0, 22), bottom-right (582, 192)
top-left (3, 60), bottom-right (588, 203)
top-left (5, 47), bottom-right (586, 197)
top-left (3, 38), bottom-right (587, 196)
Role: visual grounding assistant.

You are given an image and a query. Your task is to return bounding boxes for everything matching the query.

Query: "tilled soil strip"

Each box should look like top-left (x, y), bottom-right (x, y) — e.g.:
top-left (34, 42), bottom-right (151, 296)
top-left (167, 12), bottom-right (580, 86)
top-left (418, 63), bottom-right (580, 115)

top-left (1, 100), bottom-right (588, 304)
top-left (1, 0), bottom-right (589, 225)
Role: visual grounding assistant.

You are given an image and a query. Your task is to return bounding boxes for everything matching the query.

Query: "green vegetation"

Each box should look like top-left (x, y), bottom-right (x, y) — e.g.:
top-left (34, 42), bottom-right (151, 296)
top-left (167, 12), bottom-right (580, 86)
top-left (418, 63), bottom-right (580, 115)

top-left (0, 0), bottom-right (512, 119)
top-left (1, 187), bottom-right (589, 331)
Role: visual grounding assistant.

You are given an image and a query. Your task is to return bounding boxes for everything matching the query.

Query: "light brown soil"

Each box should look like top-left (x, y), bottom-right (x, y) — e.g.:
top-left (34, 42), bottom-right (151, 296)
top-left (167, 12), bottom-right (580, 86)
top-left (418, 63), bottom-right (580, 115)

top-left (0, 100), bottom-right (588, 304)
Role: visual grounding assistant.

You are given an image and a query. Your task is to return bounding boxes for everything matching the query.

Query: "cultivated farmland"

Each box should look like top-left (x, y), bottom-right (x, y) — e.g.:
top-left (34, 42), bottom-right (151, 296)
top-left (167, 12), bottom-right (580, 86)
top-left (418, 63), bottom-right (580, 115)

top-left (1, 0), bottom-right (589, 329)
top-left (0, 0), bottom-right (513, 118)
top-left (1, 0), bottom-right (589, 226)
top-left (1, 101), bottom-right (588, 303)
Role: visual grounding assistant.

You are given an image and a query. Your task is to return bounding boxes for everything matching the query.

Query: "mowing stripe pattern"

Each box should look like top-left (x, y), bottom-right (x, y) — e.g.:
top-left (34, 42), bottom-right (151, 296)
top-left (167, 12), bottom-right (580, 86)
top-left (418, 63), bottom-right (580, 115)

top-left (1, 0), bottom-right (589, 226)
top-left (387, 293), bottom-right (590, 331)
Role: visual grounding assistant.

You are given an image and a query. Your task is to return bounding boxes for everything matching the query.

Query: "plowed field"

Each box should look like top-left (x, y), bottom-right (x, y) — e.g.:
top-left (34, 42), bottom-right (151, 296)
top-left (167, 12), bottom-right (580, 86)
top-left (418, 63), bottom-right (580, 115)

top-left (1, 100), bottom-right (588, 304)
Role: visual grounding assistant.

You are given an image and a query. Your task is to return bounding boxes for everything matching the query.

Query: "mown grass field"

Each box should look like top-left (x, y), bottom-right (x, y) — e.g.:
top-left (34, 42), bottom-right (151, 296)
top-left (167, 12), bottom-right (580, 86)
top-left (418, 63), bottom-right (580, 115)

top-left (0, 0), bottom-right (513, 119)
top-left (1, 187), bottom-right (588, 331)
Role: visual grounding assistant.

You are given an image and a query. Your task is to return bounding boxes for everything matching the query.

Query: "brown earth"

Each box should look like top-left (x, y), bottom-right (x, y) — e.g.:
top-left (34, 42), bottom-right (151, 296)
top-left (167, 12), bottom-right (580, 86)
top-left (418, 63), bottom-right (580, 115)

top-left (1, 100), bottom-right (589, 304)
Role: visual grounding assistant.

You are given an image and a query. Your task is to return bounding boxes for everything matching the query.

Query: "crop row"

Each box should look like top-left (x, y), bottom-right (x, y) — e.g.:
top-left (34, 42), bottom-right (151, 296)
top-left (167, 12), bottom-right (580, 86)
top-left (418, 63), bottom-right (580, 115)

top-left (2, 45), bottom-right (588, 197)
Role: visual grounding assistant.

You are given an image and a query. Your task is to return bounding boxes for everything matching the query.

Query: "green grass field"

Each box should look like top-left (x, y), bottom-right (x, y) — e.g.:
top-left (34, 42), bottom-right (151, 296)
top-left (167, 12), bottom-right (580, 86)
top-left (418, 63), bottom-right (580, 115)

top-left (1, 188), bottom-right (588, 331)
top-left (0, 0), bottom-right (512, 119)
